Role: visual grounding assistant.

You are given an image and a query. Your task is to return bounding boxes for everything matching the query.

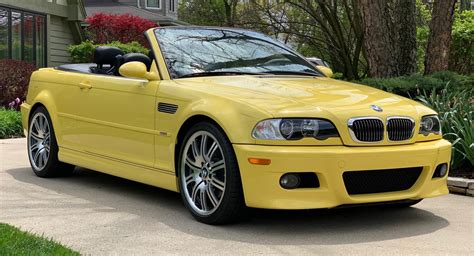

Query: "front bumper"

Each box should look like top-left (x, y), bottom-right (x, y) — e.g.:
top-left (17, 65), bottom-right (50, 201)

top-left (234, 139), bottom-right (451, 209)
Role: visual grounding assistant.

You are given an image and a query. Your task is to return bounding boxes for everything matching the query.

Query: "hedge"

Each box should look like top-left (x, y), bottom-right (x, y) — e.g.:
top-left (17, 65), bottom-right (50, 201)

top-left (359, 71), bottom-right (473, 98)
top-left (68, 40), bottom-right (149, 63)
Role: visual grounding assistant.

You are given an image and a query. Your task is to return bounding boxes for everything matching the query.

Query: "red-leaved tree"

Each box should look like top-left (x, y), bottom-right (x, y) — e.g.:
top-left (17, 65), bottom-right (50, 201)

top-left (85, 13), bottom-right (157, 46)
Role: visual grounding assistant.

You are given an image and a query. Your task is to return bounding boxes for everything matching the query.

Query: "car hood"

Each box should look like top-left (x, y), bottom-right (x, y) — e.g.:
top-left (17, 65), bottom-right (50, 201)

top-left (175, 75), bottom-right (430, 120)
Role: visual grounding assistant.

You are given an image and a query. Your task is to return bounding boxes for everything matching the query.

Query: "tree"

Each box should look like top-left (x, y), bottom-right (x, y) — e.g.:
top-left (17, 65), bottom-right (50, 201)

top-left (424, 0), bottom-right (457, 75)
top-left (460, 0), bottom-right (472, 12)
top-left (357, 0), bottom-right (399, 77)
top-left (396, 0), bottom-right (418, 74)
top-left (180, 0), bottom-right (421, 79)
top-left (356, 0), bottom-right (418, 77)
top-left (223, 0), bottom-right (240, 26)
top-left (85, 13), bottom-right (156, 46)
top-left (179, 0), bottom-right (239, 27)
top-left (261, 0), bottom-right (366, 80)
top-left (449, 10), bottom-right (474, 74)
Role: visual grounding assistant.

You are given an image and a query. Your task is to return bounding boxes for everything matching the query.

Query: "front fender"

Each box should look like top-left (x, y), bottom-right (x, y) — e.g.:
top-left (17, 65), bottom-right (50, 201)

top-left (176, 97), bottom-right (269, 144)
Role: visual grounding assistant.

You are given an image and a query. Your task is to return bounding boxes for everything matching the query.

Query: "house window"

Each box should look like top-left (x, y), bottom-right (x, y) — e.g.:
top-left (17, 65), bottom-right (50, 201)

top-left (36, 16), bottom-right (45, 67)
top-left (0, 9), bottom-right (8, 59)
top-left (24, 14), bottom-right (34, 63)
top-left (146, 0), bottom-right (161, 9)
top-left (11, 11), bottom-right (21, 60)
top-left (0, 6), bottom-right (46, 67)
top-left (169, 0), bottom-right (175, 12)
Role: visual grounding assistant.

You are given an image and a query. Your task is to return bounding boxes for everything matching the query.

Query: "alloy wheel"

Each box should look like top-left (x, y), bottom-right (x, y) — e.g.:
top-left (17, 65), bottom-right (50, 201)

top-left (181, 131), bottom-right (226, 216)
top-left (28, 112), bottom-right (51, 171)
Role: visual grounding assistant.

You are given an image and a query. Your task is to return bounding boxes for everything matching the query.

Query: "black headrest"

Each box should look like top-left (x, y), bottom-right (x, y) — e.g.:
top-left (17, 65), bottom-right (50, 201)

top-left (122, 53), bottom-right (152, 71)
top-left (148, 50), bottom-right (154, 61)
top-left (94, 46), bottom-right (124, 66)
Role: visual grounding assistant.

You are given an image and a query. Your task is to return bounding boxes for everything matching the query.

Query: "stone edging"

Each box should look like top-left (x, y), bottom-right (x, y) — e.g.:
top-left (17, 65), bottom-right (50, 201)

top-left (447, 177), bottom-right (474, 197)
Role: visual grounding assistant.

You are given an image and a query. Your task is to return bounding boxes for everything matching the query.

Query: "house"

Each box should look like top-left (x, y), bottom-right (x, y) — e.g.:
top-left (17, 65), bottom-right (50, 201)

top-left (0, 0), bottom-right (86, 67)
top-left (83, 0), bottom-right (185, 26)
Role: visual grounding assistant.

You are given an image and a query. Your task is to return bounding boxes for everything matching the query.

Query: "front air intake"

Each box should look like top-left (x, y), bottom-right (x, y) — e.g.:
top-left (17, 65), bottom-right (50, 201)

top-left (343, 167), bottom-right (423, 195)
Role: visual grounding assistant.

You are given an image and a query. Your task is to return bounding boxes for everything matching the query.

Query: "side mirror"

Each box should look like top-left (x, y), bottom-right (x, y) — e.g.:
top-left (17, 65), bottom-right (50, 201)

top-left (119, 61), bottom-right (159, 80)
top-left (316, 65), bottom-right (334, 78)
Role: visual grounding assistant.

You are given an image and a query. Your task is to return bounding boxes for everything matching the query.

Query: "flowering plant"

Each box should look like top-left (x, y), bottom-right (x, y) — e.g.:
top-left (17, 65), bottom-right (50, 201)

top-left (8, 98), bottom-right (22, 111)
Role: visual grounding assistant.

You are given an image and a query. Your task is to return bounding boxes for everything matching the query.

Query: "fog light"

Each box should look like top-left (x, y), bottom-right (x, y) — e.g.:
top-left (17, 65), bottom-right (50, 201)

top-left (438, 164), bottom-right (448, 177)
top-left (280, 174), bottom-right (301, 189)
top-left (433, 163), bottom-right (448, 178)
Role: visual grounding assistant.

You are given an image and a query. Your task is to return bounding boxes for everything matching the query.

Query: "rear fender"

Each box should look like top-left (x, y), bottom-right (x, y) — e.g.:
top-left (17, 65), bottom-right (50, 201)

top-left (29, 91), bottom-right (63, 145)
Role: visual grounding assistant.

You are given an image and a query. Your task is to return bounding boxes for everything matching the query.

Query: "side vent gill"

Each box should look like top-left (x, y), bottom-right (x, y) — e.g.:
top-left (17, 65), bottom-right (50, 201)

top-left (158, 102), bottom-right (178, 114)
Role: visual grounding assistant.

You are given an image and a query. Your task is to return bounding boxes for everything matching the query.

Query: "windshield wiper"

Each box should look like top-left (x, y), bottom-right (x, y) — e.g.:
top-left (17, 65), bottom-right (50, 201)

top-left (262, 71), bottom-right (321, 77)
top-left (178, 71), bottom-right (267, 78)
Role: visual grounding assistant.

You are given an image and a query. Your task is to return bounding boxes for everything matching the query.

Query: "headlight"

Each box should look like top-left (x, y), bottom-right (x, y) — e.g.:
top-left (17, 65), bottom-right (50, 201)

top-left (419, 115), bottom-right (441, 135)
top-left (252, 119), bottom-right (339, 140)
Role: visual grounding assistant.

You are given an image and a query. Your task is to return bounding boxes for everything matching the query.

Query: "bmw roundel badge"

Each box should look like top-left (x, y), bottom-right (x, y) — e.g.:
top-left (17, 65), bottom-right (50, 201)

top-left (370, 105), bottom-right (383, 112)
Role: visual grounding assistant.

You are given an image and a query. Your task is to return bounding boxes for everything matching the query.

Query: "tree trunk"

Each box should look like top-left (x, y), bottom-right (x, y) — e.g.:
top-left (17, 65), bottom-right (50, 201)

top-left (222, 0), bottom-right (238, 27)
top-left (357, 0), bottom-right (399, 78)
top-left (396, 0), bottom-right (417, 75)
top-left (223, 0), bottom-right (233, 26)
top-left (424, 0), bottom-right (457, 75)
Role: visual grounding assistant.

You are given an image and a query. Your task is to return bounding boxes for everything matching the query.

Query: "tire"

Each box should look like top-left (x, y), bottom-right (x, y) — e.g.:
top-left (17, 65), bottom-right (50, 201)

top-left (178, 122), bottom-right (246, 224)
top-left (27, 106), bottom-right (75, 178)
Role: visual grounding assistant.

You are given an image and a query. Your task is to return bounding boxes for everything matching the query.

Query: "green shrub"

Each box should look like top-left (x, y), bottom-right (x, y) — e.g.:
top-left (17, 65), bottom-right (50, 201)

top-left (0, 108), bottom-right (23, 139)
top-left (416, 86), bottom-right (474, 170)
top-left (450, 10), bottom-right (474, 75)
top-left (360, 71), bottom-right (473, 97)
top-left (68, 40), bottom-right (149, 63)
top-left (360, 72), bottom-right (473, 171)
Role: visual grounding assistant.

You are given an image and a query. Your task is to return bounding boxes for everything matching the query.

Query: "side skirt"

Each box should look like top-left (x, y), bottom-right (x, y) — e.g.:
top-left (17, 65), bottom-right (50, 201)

top-left (58, 147), bottom-right (179, 193)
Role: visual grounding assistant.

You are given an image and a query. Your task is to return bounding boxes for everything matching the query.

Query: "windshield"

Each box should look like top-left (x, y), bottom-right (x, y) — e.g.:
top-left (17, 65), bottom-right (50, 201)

top-left (154, 27), bottom-right (323, 78)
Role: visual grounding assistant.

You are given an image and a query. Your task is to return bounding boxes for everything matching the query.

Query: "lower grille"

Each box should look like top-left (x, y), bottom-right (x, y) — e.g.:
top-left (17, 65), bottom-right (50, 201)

top-left (343, 167), bottom-right (422, 195)
top-left (387, 118), bottom-right (415, 141)
top-left (348, 118), bottom-right (384, 142)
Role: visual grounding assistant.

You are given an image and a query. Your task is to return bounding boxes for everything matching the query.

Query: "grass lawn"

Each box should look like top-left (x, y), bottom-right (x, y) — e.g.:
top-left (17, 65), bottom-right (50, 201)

top-left (0, 108), bottom-right (23, 139)
top-left (0, 223), bottom-right (80, 255)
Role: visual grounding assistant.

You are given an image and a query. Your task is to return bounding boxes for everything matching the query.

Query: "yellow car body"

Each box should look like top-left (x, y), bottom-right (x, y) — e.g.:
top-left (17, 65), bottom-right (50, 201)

top-left (21, 28), bottom-right (450, 211)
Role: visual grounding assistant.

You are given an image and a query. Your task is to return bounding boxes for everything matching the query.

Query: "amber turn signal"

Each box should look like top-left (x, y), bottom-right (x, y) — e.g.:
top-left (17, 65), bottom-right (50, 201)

top-left (248, 158), bottom-right (271, 165)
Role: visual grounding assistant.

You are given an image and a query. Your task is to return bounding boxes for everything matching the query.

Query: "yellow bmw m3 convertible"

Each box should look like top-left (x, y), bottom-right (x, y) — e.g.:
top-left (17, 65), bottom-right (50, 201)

top-left (21, 27), bottom-right (451, 224)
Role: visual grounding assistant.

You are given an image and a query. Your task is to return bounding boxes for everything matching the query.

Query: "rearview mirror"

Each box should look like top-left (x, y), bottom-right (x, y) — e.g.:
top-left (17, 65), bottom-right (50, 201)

top-left (316, 65), bottom-right (334, 78)
top-left (119, 61), bottom-right (159, 80)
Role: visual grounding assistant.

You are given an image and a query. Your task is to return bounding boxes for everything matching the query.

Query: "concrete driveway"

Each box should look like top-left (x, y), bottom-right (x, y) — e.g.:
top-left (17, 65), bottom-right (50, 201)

top-left (1, 138), bottom-right (473, 255)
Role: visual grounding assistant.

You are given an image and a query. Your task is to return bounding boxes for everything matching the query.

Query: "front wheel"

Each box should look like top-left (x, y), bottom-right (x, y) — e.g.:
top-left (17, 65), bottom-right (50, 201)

top-left (178, 122), bottom-right (246, 224)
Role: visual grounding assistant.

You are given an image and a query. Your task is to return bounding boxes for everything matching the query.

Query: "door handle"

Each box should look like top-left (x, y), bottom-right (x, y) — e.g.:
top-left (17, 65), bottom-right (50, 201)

top-left (78, 81), bottom-right (92, 90)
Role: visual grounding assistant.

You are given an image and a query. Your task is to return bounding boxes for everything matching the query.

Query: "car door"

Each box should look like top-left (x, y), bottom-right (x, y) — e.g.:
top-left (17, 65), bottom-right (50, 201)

top-left (73, 74), bottom-right (158, 168)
